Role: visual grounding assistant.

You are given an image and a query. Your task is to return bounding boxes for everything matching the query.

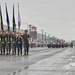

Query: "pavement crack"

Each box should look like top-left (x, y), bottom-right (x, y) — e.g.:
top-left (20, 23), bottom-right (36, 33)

top-left (18, 69), bottom-right (22, 72)
top-left (24, 66), bottom-right (29, 69)
top-left (13, 72), bottom-right (16, 75)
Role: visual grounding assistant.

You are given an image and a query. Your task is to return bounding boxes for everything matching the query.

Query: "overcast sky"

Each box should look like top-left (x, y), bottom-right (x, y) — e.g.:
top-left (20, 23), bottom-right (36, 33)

top-left (0, 0), bottom-right (75, 41)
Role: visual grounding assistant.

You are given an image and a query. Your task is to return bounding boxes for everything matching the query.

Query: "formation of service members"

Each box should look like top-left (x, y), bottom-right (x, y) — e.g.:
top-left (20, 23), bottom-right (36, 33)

top-left (47, 42), bottom-right (73, 48)
top-left (0, 30), bottom-right (30, 55)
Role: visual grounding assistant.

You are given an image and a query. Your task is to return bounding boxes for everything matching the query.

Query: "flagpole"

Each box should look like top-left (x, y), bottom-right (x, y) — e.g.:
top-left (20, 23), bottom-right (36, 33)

top-left (5, 3), bottom-right (10, 31)
top-left (18, 3), bottom-right (21, 33)
top-left (0, 4), bottom-right (3, 30)
top-left (18, 3), bottom-right (19, 32)
top-left (13, 3), bottom-right (16, 32)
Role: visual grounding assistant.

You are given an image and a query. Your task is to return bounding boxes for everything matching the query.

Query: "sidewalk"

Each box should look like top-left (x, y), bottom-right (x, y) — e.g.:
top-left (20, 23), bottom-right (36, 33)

top-left (10, 48), bottom-right (75, 75)
top-left (66, 48), bottom-right (75, 75)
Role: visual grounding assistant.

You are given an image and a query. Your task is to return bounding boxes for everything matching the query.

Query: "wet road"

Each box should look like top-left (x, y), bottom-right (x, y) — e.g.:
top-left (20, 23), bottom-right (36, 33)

top-left (0, 47), bottom-right (75, 75)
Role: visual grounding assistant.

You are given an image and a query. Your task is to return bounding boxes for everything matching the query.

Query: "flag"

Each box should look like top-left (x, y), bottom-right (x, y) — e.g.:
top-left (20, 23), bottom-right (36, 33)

top-left (13, 4), bottom-right (16, 32)
top-left (18, 3), bottom-right (21, 32)
top-left (0, 5), bottom-right (3, 30)
top-left (5, 3), bottom-right (10, 31)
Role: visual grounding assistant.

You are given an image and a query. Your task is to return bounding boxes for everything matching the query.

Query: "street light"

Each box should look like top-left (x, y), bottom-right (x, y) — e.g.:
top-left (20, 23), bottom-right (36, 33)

top-left (25, 23), bottom-right (32, 34)
top-left (28, 24), bottom-right (32, 34)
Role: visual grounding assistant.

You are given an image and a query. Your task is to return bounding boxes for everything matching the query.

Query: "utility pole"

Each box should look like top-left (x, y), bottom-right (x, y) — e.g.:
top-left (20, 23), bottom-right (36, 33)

top-left (41, 30), bottom-right (43, 43)
top-left (48, 34), bottom-right (50, 42)
top-left (28, 24), bottom-right (32, 35)
top-left (45, 32), bottom-right (46, 43)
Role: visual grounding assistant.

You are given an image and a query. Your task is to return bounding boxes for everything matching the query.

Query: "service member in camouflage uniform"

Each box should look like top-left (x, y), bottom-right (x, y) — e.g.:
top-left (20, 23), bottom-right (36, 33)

top-left (1, 30), bottom-right (6, 55)
top-left (11, 31), bottom-right (16, 55)
top-left (6, 30), bottom-right (12, 55)
top-left (22, 30), bottom-right (30, 55)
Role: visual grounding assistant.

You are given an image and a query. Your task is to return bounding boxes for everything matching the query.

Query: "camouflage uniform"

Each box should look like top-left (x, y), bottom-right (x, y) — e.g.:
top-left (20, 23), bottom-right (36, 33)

top-left (6, 32), bottom-right (12, 55)
top-left (22, 33), bottom-right (30, 55)
top-left (0, 32), bottom-right (6, 55)
top-left (11, 32), bottom-right (16, 55)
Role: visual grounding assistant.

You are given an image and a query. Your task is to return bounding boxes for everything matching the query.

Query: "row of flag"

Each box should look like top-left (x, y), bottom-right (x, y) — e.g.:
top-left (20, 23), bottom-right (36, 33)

top-left (0, 3), bottom-right (21, 32)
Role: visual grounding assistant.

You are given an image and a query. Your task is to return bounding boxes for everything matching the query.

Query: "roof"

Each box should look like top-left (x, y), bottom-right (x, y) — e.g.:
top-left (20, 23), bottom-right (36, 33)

top-left (31, 26), bottom-right (36, 28)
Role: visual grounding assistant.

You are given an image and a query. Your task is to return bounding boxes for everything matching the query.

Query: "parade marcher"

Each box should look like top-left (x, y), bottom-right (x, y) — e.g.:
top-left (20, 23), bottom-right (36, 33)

top-left (61, 42), bottom-right (64, 48)
top-left (0, 30), bottom-right (6, 55)
top-left (11, 31), bottom-right (16, 55)
top-left (70, 42), bottom-right (73, 48)
top-left (16, 32), bottom-right (22, 55)
top-left (6, 30), bottom-right (12, 55)
top-left (22, 30), bottom-right (30, 55)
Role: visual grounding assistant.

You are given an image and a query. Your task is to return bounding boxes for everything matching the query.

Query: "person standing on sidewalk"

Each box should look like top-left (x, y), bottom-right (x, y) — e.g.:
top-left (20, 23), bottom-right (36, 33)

top-left (22, 30), bottom-right (30, 55)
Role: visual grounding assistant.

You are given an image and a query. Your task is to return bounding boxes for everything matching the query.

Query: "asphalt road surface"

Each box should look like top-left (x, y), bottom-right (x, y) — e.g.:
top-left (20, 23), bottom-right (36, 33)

top-left (0, 47), bottom-right (75, 75)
